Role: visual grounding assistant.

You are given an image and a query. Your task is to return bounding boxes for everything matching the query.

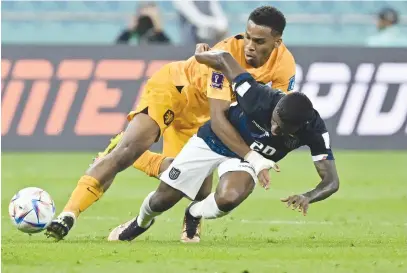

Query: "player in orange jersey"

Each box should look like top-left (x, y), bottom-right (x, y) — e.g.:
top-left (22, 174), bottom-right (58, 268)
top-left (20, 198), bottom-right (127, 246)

top-left (45, 6), bottom-right (297, 241)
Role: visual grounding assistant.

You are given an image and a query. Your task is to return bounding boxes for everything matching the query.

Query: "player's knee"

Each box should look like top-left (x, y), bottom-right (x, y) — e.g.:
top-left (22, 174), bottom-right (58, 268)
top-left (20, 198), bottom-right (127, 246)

top-left (149, 182), bottom-right (183, 212)
top-left (215, 189), bottom-right (243, 212)
top-left (215, 172), bottom-right (254, 212)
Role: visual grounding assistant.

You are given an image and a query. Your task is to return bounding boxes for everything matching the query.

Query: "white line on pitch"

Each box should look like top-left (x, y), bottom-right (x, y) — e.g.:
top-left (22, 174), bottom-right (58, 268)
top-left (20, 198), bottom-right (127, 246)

top-left (3, 216), bottom-right (405, 226)
top-left (76, 217), bottom-right (406, 226)
top-left (240, 219), bottom-right (334, 225)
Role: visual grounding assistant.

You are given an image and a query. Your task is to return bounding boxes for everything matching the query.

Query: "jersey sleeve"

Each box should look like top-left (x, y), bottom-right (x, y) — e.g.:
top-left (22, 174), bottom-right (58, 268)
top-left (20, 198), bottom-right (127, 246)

top-left (206, 69), bottom-right (232, 101)
top-left (206, 36), bottom-right (242, 101)
top-left (303, 112), bottom-right (335, 161)
top-left (272, 49), bottom-right (297, 92)
top-left (232, 73), bottom-right (284, 125)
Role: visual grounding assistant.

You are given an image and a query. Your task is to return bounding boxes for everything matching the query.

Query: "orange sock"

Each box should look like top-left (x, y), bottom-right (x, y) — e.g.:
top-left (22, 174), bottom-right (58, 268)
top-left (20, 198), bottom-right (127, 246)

top-left (133, 150), bottom-right (166, 177)
top-left (63, 175), bottom-right (104, 218)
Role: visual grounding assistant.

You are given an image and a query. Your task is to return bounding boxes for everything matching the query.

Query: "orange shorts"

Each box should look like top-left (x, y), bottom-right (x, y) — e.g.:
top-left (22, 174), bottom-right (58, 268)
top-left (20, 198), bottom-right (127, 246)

top-left (127, 64), bottom-right (186, 137)
top-left (127, 64), bottom-right (204, 157)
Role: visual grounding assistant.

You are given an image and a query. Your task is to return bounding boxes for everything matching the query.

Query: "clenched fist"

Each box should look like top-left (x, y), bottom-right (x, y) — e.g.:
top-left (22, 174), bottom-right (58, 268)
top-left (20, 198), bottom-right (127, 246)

top-left (195, 43), bottom-right (210, 54)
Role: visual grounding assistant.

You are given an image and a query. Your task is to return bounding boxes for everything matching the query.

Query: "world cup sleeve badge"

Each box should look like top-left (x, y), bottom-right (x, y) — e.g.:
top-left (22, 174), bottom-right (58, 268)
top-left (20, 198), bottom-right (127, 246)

top-left (211, 72), bottom-right (225, 89)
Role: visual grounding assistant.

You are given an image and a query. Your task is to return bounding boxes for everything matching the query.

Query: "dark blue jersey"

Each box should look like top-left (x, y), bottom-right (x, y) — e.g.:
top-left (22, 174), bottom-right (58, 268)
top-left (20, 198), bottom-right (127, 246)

top-left (197, 73), bottom-right (334, 162)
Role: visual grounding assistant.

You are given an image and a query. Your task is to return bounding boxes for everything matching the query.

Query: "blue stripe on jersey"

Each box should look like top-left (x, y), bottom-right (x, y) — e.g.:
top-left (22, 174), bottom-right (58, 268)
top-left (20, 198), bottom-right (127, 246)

top-left (327, 150), bottom-right (334, 160)
top-left (198, 105), bottom-right (248, 159)
top-left (198, 123), bottom-right (238, 158)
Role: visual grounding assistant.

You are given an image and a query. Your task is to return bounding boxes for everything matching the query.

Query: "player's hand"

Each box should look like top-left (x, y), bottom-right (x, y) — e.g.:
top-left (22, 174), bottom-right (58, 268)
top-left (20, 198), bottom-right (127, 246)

top-left (280, 194), bottom-right (310, 216)
top-left (194, 46), bottom-right (229, 70)
top-left (244, 151), bottom-right (280, 190)
top-left (258, 169), bottom-right (271, 190)
top-left (257, 163), bottom-right (279, 190)
top-left (195, 43), bottom-right (210, 54)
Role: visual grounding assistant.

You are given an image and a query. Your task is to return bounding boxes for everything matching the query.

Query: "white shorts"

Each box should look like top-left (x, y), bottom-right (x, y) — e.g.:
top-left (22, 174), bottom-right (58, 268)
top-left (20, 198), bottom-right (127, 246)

top-left (160, 135), bottom-right (257, 199)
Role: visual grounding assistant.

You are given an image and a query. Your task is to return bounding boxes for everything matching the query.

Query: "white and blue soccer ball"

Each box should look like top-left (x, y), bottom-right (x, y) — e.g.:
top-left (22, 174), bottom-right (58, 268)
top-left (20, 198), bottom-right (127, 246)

top-left (8, 187), bottom-right (56, 234)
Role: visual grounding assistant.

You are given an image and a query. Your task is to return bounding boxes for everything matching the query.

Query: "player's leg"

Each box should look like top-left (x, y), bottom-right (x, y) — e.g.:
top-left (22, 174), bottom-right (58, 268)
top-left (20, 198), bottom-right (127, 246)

top-left (182, 159), bottom-right (257, 242)
top-left (194, 173), bottom-right (213, 201)
top-left (46, 113), bottom-right (160, 240)
top-left (108, 175), bottom-right (214, 242)
top-left (130, 125), bottom-right (189, 179)
top-left (90, 119), bottom-right (185, 191)
top-left (74, 106), bottom-right (189, 232)
top-left (87, 157), bottom-right (173, 194)
top-left (180, 174), bottom-right (213, 242)
top-left (108, 135), bottom-right (224, 242)
top-left (132, 120), bottom-right (196, 179)
top-left (102, 154), bottom-right (174, 192)
top-left (131, 77), bottom-right (194, 177)
top-left (108, 180), bottom-right (184, 241)
top-left (95, 137), bottom-right (170, 180)
top-left (46, 72), bottom-right (183, 240)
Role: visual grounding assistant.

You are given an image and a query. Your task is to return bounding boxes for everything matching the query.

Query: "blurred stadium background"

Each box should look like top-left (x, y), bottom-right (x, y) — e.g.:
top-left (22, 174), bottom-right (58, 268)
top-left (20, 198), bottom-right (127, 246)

top-left (2, 1), bottom-right (407, 45)
top-left (2, 1), bottom-right (407, 273)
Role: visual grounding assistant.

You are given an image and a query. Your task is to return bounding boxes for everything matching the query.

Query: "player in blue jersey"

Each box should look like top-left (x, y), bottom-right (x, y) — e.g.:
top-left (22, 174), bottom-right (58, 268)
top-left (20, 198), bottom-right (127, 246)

top-left (107, 47), bottom-right (340, 243)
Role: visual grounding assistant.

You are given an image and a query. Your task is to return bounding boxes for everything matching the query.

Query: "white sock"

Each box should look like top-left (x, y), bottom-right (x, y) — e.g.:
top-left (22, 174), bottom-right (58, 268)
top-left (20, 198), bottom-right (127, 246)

top-left (189, 193), bottom-right (228, 219)
top-left (136, 191), bottom-right (162, 228)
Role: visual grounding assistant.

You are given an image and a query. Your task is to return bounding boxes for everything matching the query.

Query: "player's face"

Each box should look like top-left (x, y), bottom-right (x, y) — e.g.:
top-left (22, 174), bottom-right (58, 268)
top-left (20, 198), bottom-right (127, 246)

top-left (244, 20), bottom-right (282, 68)
top-left (377, 18), bottom-right (387, 30)
top-left (271, 110), bottom-right (301, 136)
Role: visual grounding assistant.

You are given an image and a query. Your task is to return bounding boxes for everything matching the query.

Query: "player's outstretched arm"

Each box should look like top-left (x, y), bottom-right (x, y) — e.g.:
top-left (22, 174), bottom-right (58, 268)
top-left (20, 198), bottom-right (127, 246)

top-left (281, 160), bottom-right (339, 216)
top-left (305, 160), bottom-right (340, 203)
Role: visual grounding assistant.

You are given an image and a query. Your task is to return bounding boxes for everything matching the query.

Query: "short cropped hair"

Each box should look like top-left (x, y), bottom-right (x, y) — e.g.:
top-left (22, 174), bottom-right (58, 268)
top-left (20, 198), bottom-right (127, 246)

top-left (248, 6), bottom-right (286, 36)
top-left (276, 92), bottom-right (314, 127)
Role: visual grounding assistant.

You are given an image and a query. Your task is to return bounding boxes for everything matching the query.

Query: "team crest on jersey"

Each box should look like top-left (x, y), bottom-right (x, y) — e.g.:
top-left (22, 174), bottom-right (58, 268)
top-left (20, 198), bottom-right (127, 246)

top-left (287, 75), bottom-right (295, 91)
top-left (163, 110), bottom-right (174, 126)
top-left (168, 167), bottom-right (181, 180)
top-left (211, 72), bottom-right (224, 89)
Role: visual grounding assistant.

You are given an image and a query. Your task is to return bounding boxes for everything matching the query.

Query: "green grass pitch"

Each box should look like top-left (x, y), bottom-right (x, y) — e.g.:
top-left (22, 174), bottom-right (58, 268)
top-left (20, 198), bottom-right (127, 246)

top-left (2, 151), bottom-right (407, 273)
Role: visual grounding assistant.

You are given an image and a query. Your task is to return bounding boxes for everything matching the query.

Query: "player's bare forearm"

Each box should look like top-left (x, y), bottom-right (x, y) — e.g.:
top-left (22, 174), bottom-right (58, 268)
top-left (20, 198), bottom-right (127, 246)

top-left (195, 50), bottom-right (246, 82)
top-left (303, 160), bottom-right (340, 203)
top-left (209, 98), bottom-right (251, 159)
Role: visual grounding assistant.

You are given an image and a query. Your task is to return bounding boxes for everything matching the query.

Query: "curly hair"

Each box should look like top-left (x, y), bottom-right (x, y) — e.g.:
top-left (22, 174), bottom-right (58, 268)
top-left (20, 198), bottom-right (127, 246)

top-left (248, 6), bottom-right (287, 36)
top-left (276, 92), bottom-right (314, 127)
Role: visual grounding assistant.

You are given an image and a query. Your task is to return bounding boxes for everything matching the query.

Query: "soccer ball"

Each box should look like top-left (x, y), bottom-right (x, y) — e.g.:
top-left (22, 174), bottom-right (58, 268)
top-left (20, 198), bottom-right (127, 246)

top-left (8, 187), bottom-right (56, 234)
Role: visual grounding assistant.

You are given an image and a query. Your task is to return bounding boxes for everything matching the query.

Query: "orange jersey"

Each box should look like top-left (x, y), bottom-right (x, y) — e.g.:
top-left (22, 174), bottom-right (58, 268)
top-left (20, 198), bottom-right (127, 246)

top-left (168, 34), bottom-right (296, 100)
top-left (129, 34), bottom-right (296, 157)
top-left (211, 34), bottom-right (297, 94)
top-left (131, 34), bottom-right (296, 133)
top-left (164, 34), bottom-right (296, 126)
